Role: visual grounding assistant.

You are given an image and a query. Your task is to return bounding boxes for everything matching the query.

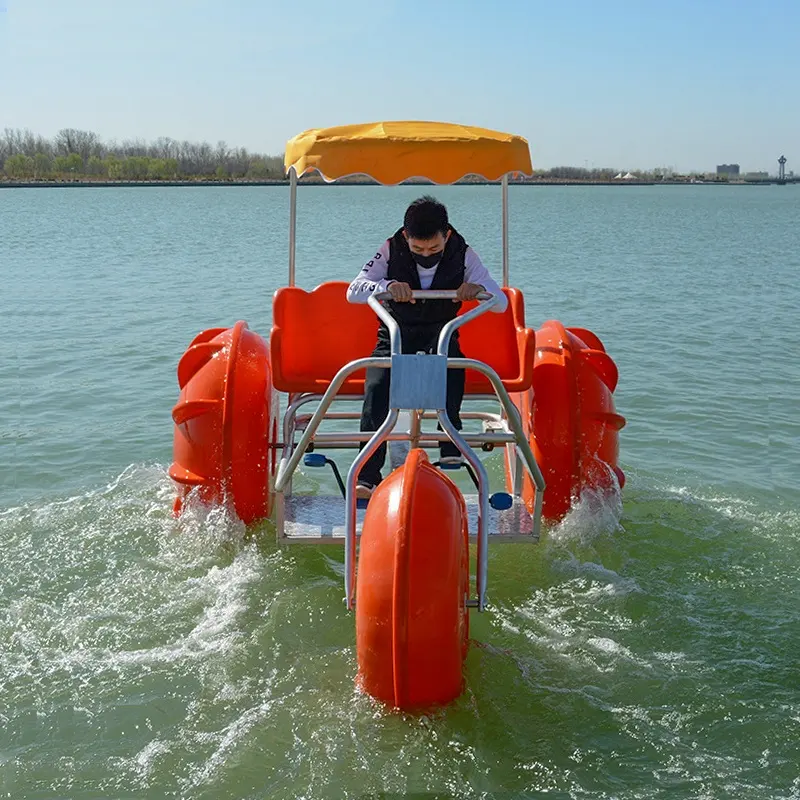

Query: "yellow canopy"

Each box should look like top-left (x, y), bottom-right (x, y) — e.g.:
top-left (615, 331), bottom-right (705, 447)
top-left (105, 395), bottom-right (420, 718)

top-left (284, 121), bottom-right (532, 185)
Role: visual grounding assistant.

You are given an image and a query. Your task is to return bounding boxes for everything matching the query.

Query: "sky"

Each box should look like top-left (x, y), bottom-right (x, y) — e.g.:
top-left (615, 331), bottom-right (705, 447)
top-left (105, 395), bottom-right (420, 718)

top-left (0, 0), bottom-right (797, 173)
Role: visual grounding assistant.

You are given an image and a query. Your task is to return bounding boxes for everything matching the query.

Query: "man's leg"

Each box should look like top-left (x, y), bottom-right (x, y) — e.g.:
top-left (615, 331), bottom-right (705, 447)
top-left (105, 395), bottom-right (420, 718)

top-left (358, 337), bottom-right (391, 487)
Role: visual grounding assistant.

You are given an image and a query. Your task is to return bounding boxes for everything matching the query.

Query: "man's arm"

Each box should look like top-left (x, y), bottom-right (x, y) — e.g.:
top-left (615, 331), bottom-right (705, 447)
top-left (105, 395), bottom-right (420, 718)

top-left (346, 241), bottom-right (394, 303)
top-left (464, 248), bottom-right (509, 313)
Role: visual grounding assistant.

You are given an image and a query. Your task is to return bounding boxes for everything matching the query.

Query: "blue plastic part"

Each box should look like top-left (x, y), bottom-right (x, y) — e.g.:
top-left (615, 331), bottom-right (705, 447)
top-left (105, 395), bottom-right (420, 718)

top-left (439, 461), bottom-right (464, 471)
top-left (303, 453), bottom-right (327, 468)
top-left (356, 498), bottom-right (369, 510)
top-left (489, 492), bottom-right (513, 511)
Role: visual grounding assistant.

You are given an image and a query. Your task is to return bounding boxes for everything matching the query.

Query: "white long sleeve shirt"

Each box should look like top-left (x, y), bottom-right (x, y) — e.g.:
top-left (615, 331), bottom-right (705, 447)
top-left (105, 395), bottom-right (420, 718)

top-left (346, 239), bottom-right (508, 313)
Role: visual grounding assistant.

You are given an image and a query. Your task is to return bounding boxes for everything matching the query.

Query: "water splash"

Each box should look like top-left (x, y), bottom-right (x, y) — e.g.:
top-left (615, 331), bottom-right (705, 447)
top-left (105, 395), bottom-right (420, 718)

top-left (548, 484), bottom-right (625, 546)
top-left (2, 462), bottom-right (799, 798)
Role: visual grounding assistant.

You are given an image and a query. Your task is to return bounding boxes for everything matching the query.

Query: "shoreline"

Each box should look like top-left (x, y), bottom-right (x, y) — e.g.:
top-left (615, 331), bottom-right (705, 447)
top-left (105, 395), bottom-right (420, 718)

top-left (0, 178), bottom-right (792, 189)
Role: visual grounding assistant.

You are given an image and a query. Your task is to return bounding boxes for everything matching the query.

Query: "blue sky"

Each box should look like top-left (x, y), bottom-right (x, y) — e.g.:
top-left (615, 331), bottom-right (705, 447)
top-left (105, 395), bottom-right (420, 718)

top-left (1, 0), bottom-right (797, 172)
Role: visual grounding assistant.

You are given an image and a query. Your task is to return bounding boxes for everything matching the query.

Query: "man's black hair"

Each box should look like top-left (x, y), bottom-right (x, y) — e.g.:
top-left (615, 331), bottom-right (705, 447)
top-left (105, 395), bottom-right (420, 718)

top-left (403, 196), bottom-right (449, 240)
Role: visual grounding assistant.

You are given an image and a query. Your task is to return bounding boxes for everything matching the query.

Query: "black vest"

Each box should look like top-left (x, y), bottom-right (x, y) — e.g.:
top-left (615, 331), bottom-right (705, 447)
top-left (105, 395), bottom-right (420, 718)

top-left (385, 226), bottom-right (468, 328)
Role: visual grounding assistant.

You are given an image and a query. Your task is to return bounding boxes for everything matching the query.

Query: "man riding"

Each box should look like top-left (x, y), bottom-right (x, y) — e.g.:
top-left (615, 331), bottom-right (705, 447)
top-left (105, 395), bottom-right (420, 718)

top-left (346, 195), bottom-right (508, 499)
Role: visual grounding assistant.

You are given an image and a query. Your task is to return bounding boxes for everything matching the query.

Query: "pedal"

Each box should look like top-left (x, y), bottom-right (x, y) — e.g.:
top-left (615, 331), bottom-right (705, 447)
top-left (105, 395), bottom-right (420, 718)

top-left (302, 453), bottom-right (346, 498)
top-left (480, 419), bottom-right (506, 452)
top-left (432, 458), bottom-right (479, 491)
top-left (481, 420), bottom-right (506, 433)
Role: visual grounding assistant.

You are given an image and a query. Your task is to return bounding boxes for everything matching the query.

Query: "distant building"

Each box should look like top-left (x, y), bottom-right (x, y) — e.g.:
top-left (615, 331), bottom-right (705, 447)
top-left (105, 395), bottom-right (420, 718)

top-left (778, 156), bottom-right (787, 182)
top-left (716, 164), bottom-right (740, 176)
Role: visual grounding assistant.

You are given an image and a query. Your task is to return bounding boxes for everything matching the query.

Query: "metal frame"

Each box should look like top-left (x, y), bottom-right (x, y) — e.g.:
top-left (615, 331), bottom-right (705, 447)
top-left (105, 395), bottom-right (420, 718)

top-left (502, 173), bottom-right (509, 287)
top-left (273, 291), bottom-right (545, 612)
top-left (288, 167), bottom-right (297, 286)
top-left (279, 168), bottom-right (535, 612)
top-left (287, 171), bottom-right (512, 289)
top-left (277, 394), bottom-right (516, 457)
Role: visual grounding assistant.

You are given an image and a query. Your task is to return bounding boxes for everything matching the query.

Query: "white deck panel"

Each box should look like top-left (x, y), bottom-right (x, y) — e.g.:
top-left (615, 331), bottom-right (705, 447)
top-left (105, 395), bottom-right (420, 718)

top-left (279, 494), bottom-right (538, 544)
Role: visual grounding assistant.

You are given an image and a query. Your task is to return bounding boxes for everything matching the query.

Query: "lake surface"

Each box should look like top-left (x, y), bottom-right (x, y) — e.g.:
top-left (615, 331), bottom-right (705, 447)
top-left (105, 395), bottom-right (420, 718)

top-left (1, 184), bottom-right (798, 798)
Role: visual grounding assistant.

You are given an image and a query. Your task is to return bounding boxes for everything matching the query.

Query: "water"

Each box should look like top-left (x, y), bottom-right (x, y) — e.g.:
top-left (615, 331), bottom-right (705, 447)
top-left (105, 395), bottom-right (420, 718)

top-left (1, 185), bottom-right (799, 799)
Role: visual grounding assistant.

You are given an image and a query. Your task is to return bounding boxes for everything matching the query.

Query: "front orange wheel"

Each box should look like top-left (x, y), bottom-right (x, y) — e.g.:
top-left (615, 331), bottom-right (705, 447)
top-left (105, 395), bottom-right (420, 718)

top-left (355, 450), bottom-right (469, 710)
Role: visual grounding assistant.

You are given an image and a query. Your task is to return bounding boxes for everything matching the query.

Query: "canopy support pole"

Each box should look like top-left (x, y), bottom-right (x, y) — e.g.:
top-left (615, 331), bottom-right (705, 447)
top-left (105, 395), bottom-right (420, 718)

top-left (502, 174), bottom-right (509, 287)
top-left (289, 168), bottom-right (297, 286)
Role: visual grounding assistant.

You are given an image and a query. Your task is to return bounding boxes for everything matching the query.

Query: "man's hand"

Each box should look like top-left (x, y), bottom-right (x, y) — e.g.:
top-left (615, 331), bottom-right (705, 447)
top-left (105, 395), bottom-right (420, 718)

top-left (455, 282), bottom-right (485, 302)
top-left (388, 281), bottom-right (415, 303)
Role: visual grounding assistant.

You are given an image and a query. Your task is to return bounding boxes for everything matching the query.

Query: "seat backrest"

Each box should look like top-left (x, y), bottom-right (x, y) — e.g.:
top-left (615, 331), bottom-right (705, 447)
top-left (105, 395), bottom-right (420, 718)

top-left (271, 282), bottom-right (377, 392)
top-left (270, 282), bottom-right (531, 395)
top-left (459, 288), bottom-right (526, 385)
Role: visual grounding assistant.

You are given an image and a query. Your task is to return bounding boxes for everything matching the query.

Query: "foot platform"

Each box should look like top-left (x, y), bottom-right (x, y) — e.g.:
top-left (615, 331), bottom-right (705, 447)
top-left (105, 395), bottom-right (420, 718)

top-left (277, 493), bottom-right (538, 544)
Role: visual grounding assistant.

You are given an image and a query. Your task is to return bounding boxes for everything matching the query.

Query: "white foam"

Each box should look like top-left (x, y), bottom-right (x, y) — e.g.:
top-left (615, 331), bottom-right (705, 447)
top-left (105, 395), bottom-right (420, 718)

top-left (634, 475), bottom-right (800, 537)
top-left (133, 738), bottom-right (172, 779)
top-left (0, 463), bottom-right (269, 693)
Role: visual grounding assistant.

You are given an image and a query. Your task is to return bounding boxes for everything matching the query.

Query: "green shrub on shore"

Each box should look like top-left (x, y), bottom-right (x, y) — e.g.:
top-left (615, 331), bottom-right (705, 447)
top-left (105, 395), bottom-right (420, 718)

top-left (1, 127), bottom-right (285, 182)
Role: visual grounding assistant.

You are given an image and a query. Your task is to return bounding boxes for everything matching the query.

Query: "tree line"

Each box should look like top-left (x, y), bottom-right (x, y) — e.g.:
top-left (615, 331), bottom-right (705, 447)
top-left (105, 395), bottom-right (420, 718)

top-left (1, 127), bottom-right (726, 184)
top-left (0, 128), bottom-right (285, 181)
top-left (531, 166), bottom-right (620, 181)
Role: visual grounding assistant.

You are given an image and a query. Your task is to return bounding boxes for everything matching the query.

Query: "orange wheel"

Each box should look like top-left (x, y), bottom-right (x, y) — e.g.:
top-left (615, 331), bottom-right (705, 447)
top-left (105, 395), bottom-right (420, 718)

top-left (356, 449), bottom-right (469, 710)
top-left (169, 321), bottom-right (276, 523)
top-left (506, 322), bottom-right (626, 521)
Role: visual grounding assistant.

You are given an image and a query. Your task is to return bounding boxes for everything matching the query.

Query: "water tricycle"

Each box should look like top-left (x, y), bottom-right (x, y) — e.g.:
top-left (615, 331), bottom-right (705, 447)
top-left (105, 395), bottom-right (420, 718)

top-left (169, 121), bottom-right (626, 711)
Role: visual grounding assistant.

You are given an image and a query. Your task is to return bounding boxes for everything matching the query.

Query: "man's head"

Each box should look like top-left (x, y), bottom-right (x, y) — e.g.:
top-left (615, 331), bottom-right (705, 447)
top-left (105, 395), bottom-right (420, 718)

top-left (403, 196), bottom-right (451, 265)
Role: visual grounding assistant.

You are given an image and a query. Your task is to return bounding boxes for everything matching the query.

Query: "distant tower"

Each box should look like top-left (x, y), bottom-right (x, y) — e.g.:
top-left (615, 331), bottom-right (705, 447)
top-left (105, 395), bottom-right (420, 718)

top-left (778, 155), bottom-right (787, 184)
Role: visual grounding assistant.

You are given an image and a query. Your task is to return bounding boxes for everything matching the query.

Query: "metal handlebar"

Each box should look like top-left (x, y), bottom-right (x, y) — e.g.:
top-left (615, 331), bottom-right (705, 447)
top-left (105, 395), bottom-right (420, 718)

top-left (372, 290), bottom-right (493, 302)
top-left (368, 290), bottom-right (500, 355)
